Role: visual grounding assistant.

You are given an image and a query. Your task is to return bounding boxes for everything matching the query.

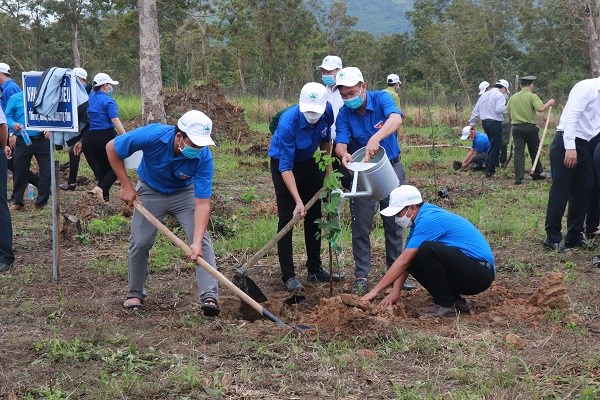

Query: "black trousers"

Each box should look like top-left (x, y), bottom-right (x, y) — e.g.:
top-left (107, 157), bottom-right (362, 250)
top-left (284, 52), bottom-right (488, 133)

top-left (65, 133), bottom-right (83, 185)
top-left (270, 158), bottom-right (324, 282)
top-left (12, 136), bottom-right (51, 207)
top-left (512, 123), bottom-right (543, 181)
top-left (407, 241), bottom-right (495, 307)
top-left (5, 137), bottom-right (39, 191)
top-left (82, 129), bottom-right (117, 201)
top-left (482, 119), bottom-right (503, 175)
top-left (0, 149), bottom-right (14, 265)
top-left (585, 134), bottom-right (600, 234)
top-left (545, 132), bottom-right (594, 244)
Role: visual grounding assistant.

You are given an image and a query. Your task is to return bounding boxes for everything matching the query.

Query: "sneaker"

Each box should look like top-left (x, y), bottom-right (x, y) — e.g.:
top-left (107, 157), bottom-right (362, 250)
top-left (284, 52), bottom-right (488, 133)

top-left (531, 172), bottom-right (547, 181)
top-left (307, 267), bottom-right (342, 283)
top-left (284, 276), bottom-right (305, 292)
top-left (455, 297), bottom-right (471, 313)
top-left (59, 182), bottom-right (76, 191)
top-left (593, 255), bottom-right (600, 267)
top-left (564, 239), bottom-right (598, 250)
top-left (0, 263), bottom-right (13, 273)
top-left (422, 304), bottom-right (457, 317)
top-left (470, 164), bottom-right (485, 171)
top-left (514, 179), bottom-right (523, 185)
top-left (351, 278), bottom-right (368, 295)
top-left (485, 172), bottom-right (494, 178)
top-left (402, 281), bottom-right (416, 291)
top-left (543, 239), bottom-right (561, 251)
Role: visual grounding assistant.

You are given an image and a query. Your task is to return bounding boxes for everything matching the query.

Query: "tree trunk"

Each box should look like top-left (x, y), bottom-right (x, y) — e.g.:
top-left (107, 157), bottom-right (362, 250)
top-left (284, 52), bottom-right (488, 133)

top-left (71, 19), bottom-right (81, 67)
top-left (583, 0), bottom-right (600, 77)
top-left (138, 0), bottom-right (166, 124)
top-left (237, 54), bottom-right (246, 93)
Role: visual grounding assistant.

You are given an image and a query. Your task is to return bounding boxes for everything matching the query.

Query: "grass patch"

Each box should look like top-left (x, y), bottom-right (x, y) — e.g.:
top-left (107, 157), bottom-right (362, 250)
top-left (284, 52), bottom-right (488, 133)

top-left (114, 94), bottom-right (142, 121)
top-left (87, 214), bottom-right (130, 236)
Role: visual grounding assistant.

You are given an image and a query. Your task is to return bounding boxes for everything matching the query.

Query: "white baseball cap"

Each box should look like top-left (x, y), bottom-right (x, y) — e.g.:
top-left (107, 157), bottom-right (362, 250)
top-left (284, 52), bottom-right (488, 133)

top-left (460, 125), bottom-right (474, 140)
top-left (478, 81), bottom-right (490, 95)
top-left (387, 74), bottom-right (400, 84)
top-left (496, 79), bottom-right (510, 93)
top-left (299, 82), bottom-right (328, 114)
top-left (334, 67), bottom-right (364, 90)
top-left (177, 110), bottom-right (215, 147)
top-left (93, 73), bottom-right (119, 86)
top-left (380, 185), bottom-right (423, 217)
top-left (316, 55), bottom-right (343, 71)
top-left (0, 63), bottom-right (11, 75)
top-left (73, 67), bottom-right (88, 80)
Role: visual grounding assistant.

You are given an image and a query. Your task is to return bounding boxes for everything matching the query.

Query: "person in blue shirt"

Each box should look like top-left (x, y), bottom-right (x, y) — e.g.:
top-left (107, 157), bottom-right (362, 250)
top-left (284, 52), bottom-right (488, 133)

top-left (0, 62), bottom-right (39, 199)
top-left (106, 110), bottom-right (220, 316)
top-left (84, 72), bottom-right (126, 202)
top-left (333, 67), bottom-right (409, 296)
top-left (268, 82), bottom-right (341, 292)
top-left (361, 185), bottom-right (495, 317)
top-left (459, 125), bottom-right (490, 171)
top-left (5, 91), bottom-right (51, 210)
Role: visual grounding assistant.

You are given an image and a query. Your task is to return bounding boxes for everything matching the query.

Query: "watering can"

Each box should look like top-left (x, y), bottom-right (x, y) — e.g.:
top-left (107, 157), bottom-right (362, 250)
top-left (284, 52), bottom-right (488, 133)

top-left (336, 146), bottom-right (399, 201)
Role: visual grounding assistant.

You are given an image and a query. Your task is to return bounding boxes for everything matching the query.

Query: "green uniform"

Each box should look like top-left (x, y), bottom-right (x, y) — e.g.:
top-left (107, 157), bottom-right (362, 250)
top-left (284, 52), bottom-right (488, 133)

top-left (506, 88), bottom-right (545, 183)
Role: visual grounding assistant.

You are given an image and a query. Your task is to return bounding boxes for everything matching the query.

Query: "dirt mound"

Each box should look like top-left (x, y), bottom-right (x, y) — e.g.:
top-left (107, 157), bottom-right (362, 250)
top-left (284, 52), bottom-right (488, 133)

top-left (529, 271), bottom-right (566, 308)
top-left (122, 81), bottom-right (262, 145)
top-left (301, 294), bottom-right (405, 334)
top-left (164, 80), bottom-right (258, 143)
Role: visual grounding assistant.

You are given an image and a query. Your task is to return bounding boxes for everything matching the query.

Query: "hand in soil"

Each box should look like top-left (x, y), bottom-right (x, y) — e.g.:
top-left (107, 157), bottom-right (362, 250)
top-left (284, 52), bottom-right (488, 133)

top-left (379, 291), bottom-right (400, 307)
top-left (360, 289), bottom-right (379, 302)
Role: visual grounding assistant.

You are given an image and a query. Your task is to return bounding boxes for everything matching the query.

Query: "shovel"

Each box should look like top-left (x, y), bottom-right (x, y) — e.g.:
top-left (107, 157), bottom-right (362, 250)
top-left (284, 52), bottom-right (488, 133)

top-left (133, 201), bottom-right (310, 330)
top-left (232, 186), bottom-right (324, 303)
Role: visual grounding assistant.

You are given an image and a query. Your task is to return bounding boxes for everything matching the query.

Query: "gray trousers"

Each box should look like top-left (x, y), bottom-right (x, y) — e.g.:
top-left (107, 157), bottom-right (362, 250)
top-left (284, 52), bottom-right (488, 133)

top-left (351, 160), bottom-right (406, 279)
top-left (127, 181), bottom-right (218, 302)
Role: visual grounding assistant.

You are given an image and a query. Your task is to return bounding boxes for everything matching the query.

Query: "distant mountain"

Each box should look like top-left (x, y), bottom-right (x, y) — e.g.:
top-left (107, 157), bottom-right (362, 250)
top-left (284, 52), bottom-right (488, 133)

top-left (320, 0), bottom-right (414, 36)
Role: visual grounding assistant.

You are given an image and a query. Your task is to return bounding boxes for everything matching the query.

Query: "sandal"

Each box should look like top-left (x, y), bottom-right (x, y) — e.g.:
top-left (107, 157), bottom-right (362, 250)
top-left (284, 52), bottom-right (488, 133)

top-left (201, 297), bottom-right (220, 317)
top-left (123, 297), bottom-right (144, 311)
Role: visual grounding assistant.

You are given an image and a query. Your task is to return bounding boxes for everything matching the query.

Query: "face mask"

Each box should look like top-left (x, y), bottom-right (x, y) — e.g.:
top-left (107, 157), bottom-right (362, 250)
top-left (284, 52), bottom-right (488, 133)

top-left (322, 75), bottom-right (335, 87)
top-left (107, 86), bottom-right (113, 96)
top-left (344, 89), bottom-right (363, 109)
top-left (179, 139), bottom-right (202, 159)
top-left (303, 111), bottom-right (322, 124)
top-left (394, 209), bottom-right (413, 229)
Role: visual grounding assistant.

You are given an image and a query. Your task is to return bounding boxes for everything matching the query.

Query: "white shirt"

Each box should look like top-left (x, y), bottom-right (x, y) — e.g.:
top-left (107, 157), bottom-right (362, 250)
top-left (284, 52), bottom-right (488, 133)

top-left (469, 88), bottom-right (506, 124)
top-left (556, 78), bottom-right (600, 149)
top-left (0, 106), bottom-right (5, 124)
top-left (326, 85), bottom-right (344, 139)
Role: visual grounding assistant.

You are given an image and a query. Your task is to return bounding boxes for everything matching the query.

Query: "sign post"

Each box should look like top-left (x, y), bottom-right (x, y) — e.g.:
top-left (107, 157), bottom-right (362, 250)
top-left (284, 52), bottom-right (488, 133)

top-left (22, 70), bottom-right (79, 281)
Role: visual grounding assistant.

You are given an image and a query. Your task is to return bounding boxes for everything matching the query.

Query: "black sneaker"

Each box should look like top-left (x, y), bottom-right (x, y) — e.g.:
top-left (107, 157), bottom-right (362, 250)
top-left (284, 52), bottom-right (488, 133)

top-left (455, 297), bottom-right (472, 313)
top-left (564, 239), bottom-right (598, 250)
top-left (307, 267), bottom-right (342, 283)
top-left (351, 278), bottom-right (368, 295)
top-left (514, 179), bottom-right (523, 185)
top-left (531, 172), bottom-right (547, 181)
top-left (543, 239), bottom-right (561, 251)
top-left (284, 276), bottom-right (305, 292)
top-left (0, 263), bottom-right (14, 273)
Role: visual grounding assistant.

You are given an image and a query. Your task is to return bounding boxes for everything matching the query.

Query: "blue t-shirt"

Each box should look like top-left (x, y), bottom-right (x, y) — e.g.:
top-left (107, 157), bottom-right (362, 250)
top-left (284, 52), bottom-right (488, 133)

top-left (5, 92), bottom-right (41, 138)
top-left (1, 79), bottom-right (21, 111)
top-left (472, 131), bottom-right (490, 153)
top-left (334, 90), bottom-right (403, 160)
top-left (88, 91), bottom-right (119, 130)
top-left (406, 203), bottom-right (495, 271)
top-left (113, 123), bottom-right (214, 199)
top-left (268, 104), bottom-right (333, 172)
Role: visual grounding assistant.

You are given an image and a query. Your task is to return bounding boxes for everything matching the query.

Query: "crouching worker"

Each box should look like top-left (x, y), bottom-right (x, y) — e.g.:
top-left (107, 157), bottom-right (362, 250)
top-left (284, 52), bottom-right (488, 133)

top-left (106, 110), bottom-right (220, 316)
top-left (361, 185), bottom-right (495, 317)
top-left (459, 125), bottom-right (490, 171)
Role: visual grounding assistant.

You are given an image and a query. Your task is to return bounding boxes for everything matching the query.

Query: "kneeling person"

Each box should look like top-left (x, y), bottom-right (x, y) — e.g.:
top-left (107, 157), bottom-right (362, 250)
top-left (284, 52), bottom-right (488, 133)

top-left (361, 185), bottom-right (495, 317)
top-left (106, 110), bottom-right (220, 316)
top-left (459, 125), bottom-right (489, 171)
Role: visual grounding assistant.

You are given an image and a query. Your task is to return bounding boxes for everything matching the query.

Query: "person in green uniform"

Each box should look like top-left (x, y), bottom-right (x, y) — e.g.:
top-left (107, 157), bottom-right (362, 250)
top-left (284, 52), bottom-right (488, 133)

top-left (384, 74), bottom-right (402, 109)
top-left (506, 75), bottom-right (555, 185)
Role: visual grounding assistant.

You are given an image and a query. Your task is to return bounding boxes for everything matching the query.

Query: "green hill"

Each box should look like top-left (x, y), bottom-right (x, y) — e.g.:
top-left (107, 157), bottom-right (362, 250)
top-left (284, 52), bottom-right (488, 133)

top-left (321, 0), bottom-right (413, 35)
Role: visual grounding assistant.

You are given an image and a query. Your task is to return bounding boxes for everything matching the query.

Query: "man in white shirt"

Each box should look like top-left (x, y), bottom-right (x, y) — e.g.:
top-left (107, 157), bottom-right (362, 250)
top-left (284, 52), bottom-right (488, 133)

top-left (544, 77), bottom-right (600, 251)
top-left (469, 79), bottom-right (509, 178)
top-left (316, 55), bottom-right (344, 140)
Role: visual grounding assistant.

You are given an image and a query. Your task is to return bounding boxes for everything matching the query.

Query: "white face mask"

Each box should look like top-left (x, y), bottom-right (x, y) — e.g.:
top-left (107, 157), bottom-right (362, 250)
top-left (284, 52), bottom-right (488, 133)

top-left (303, 111), bottom-right (322, 124)
top-left (394, 209), bottom-right (413, 229)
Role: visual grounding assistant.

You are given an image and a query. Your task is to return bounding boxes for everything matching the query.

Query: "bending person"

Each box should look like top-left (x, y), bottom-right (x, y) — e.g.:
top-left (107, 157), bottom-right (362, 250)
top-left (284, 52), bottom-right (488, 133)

top-left (361, 185), bottom-right (495, 317)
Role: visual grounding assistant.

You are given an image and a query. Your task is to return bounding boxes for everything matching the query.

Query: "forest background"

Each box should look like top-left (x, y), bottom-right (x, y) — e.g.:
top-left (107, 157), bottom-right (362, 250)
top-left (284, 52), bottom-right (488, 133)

top-left (0, 0), bottom-right (598, 110)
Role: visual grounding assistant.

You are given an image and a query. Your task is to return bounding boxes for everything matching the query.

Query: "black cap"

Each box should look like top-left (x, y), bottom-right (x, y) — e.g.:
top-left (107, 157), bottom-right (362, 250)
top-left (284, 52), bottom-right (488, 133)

top-left (521, 75), bottom-right (536, 82)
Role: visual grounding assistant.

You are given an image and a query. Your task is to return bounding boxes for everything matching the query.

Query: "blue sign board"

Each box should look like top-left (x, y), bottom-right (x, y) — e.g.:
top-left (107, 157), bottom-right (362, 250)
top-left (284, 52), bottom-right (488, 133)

top-left (22, 71), bottom-right (79, 132)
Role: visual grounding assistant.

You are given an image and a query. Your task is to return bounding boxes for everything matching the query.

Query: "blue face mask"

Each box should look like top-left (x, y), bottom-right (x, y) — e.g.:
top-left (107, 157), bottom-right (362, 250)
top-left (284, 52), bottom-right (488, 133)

top-left (179, 140), bottom-right (202, 159)
top-left (322, 75), bottom-right (335, 87)
top-left (344, 89), bottom-right (363, 109)
top-left (107, 87), bottom-right (113, 96)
